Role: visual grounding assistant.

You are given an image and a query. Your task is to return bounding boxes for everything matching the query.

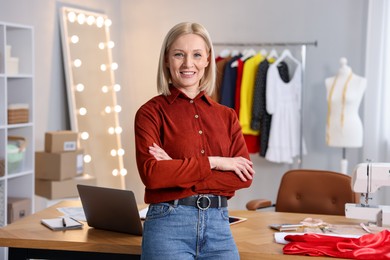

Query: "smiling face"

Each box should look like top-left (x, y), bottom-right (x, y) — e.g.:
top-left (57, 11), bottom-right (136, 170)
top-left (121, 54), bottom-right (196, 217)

top-left (166, 33), bottom-right (210, 96)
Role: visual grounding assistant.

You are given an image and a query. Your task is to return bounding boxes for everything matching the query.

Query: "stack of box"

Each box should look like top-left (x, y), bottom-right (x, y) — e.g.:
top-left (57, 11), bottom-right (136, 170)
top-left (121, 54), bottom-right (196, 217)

top-left (35, 131), bottom-right (96, 200)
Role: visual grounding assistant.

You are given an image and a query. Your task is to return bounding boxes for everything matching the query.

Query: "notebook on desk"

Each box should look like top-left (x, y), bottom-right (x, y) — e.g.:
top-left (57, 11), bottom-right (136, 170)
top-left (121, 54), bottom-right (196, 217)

top-left (77, 184), bottom-right (143, 236)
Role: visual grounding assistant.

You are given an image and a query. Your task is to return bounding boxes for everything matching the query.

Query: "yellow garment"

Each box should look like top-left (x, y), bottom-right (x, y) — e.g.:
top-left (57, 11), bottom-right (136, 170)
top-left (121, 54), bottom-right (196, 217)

top-left (239, 53), bottom-right (264, 135)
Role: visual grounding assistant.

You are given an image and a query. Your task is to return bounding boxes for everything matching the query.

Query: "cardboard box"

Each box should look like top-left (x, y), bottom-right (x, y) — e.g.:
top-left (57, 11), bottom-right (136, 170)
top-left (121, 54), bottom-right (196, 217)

top-left (45, 131), bottom-right (78, 153)
top-left (7, 197), bottom-right (31, 224)
top-left (35, 150), bottom-right (83, 181)
top-left (35, 174), bottom-right (96, 200)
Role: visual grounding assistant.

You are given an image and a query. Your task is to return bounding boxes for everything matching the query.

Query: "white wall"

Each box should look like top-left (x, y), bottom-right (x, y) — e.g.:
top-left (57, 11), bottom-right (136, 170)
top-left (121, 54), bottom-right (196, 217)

top-left (0, 0), bottom-right (369, 210)
top-left (118, 0), bottom-right (368, 209)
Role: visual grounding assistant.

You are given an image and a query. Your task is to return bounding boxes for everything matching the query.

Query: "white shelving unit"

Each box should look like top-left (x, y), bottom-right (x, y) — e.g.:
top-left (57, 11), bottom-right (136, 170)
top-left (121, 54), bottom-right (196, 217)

top-left (0, 21), bottom-right (34, 259)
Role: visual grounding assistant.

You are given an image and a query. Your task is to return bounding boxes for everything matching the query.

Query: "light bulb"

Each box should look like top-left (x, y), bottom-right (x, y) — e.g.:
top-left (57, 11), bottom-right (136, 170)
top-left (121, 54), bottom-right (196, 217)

top-left (87, 15), bottom-right (95, 25)
top-left (105, 19), bottom-right (112, 27)
top-left (105, 106), bottom-right (112, 113)
top-left (98, 42), bottom-right (105, 50)
top-left (112, 169), bottom-right (119, 176)
top-left (117, 148), bottom-right (125, 156)
top-left (111, 62), bottom-right (118, 71)
top-left (101, 85), bottom-right (109, 93)
top-left (67, 12), bottom-right (76, 23)
top-left (96, 16), bottom-right (104, 28)
top-left (114, 105), bottom-right (122, 113)
top-left (75, 83), bottom-right (85, 92)
top-left (74, 59), bottom-right (82, 67)
top-left (84, 154), bottom-right (92, 163)
top-left (115, 126), bottom-right (122, 134)
top-left (108, 127), bottom-right (115, 135)
top-left (77, 13), bottom-right (86, 25)
top-left (70, 35), bottom-right (79, 44)
top-left (110, 149), bottom-right (117, 156)
top-left (113, 84), bottom-right (121, 92)
top-left (108, 41), bottom-right (115, 48)
top-left (81, 132), bottom-right (89, 140)
top-left (120, 168), bottom-right (127, 176)
top-left (79, 107), bottom-right (87, 115)
top-left (100, 64), bottom-right (107, 71)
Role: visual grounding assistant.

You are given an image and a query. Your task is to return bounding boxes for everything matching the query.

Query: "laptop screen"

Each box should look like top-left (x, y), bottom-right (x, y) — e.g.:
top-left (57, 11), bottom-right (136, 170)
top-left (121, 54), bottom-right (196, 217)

top-left (77, 184), bottom-right (143, 235)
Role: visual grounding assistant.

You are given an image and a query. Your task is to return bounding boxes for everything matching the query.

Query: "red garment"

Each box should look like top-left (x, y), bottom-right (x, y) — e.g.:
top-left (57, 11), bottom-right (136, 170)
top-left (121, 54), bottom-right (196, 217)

top-left (243, 134), bottom-right (260, 154)
top-left (283, 230), bottom-right (390, 259)
top-left (134, 86), bottom-right (252, 204)
top-left (215, 56), bottom-right (224, 63)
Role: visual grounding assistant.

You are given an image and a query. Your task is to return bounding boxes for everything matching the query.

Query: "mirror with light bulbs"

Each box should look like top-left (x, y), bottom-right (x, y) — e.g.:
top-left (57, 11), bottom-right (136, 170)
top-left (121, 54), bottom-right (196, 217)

top-left (59, 7), bottom-right (126, 188)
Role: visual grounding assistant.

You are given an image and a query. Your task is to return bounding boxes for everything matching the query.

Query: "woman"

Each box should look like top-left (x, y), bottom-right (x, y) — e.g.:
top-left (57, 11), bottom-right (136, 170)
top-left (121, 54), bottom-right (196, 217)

top-left (134, 22), bottom-right (254, 260)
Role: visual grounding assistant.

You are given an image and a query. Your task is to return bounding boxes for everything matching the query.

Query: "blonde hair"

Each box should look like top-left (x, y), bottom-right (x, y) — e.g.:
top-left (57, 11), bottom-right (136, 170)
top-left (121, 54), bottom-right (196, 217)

top-left (157, 22), bottom-right (216, 96)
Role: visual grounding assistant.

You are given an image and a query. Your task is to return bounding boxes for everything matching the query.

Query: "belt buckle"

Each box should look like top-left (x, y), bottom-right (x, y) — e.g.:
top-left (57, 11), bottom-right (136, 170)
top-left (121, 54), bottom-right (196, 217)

top-left (196, 195), bottom-right (211, 210)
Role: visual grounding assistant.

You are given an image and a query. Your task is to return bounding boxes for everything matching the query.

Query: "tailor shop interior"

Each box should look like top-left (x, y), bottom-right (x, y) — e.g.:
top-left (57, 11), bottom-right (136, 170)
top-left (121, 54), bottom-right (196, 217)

top-left (0, 0), bottom-right (389, 227)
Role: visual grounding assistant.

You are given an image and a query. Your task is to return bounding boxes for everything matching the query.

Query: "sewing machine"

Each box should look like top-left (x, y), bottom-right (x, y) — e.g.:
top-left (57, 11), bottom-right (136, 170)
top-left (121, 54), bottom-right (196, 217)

top-left (345, 162), bottom-right (390, 226)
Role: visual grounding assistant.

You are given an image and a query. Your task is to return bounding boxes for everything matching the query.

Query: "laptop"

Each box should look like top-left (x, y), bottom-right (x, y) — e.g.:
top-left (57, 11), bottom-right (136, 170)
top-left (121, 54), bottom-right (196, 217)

top-left (77, 184), bottom-right (143, 236)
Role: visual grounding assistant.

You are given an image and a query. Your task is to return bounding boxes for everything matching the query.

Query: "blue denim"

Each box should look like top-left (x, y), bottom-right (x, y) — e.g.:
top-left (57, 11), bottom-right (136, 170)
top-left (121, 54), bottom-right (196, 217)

top-left (141, 202), bottom-right (239, 260)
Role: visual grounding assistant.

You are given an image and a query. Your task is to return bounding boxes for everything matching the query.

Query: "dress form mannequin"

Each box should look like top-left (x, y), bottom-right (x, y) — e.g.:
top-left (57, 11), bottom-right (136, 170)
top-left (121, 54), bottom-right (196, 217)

top-left (325, 57), bottom-right (367, 173)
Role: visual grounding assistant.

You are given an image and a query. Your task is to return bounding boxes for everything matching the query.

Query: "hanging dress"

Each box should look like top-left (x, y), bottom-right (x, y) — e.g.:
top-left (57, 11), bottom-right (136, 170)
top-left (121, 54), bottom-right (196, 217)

top-left (251, 59), bottom-right (290, 157)
top-left (265, 60), bottom-right (306, 163)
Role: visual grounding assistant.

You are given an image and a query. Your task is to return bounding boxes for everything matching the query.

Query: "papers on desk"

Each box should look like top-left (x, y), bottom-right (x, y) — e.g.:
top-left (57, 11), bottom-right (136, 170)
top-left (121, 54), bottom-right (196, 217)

top-left (57, 206), bottom-right (86, 221)
top-left (41, 217), bottom-right (83, 231)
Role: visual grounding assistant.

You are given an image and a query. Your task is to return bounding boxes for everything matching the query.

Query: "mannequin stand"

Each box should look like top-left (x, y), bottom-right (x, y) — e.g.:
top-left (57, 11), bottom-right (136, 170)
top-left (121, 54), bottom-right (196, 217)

top-left (340, 148), bottom-right (348, 174)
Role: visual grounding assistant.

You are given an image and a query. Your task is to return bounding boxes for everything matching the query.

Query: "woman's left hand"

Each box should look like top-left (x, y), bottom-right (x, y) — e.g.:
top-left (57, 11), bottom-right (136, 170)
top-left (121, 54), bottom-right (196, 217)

top-left (148, 143), bottom-right (172, 161)
top-left (208, 156), bottom-right (254, 182)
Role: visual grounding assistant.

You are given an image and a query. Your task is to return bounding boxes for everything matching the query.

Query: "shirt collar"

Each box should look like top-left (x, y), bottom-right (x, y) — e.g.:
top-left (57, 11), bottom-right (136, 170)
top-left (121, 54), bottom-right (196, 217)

top-left (165, 85), bottom-right (213, 106)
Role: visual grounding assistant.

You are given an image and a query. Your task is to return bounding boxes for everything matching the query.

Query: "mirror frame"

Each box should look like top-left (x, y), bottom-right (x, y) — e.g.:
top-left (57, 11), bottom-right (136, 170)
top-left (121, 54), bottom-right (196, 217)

top-left (59, 6), bottom-right (125, 188)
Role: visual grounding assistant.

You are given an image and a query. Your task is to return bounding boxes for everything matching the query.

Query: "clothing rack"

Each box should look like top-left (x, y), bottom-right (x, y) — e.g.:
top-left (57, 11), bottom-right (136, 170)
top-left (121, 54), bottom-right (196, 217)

top-left (213, 41), bottom-right (318, 47)
top-left (213, 41), bottom-right (318, 168)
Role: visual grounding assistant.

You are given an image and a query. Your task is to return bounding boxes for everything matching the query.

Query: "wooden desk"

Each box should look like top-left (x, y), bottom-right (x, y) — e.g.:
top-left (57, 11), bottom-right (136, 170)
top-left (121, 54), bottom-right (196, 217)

top-left (0, 201), bottom-right (362, 260)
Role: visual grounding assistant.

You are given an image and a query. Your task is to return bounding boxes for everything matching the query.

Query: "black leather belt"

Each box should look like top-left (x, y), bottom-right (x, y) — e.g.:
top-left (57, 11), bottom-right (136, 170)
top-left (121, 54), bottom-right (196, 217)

top-left (168, 195), bottom-right (228, 210)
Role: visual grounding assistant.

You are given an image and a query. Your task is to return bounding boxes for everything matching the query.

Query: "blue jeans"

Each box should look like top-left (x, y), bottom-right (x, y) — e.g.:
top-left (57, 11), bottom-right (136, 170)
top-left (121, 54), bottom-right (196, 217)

top-left (141, 202), bottom-right (239, 260)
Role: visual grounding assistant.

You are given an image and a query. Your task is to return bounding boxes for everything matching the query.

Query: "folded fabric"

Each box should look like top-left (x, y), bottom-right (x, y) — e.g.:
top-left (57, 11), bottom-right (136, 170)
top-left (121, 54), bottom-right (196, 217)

top-left (283, 230), bottom-right (390, 259)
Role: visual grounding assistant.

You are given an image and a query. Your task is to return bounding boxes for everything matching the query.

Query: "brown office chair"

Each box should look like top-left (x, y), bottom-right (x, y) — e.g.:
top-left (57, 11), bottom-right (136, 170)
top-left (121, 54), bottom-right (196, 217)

top-left (246, 169), bottom-right (360, 215)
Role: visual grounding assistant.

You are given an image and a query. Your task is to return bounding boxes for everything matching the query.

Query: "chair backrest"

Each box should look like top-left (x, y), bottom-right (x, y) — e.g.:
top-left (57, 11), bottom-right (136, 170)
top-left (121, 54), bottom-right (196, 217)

top-left (275, 169), bottom-right (360, 216)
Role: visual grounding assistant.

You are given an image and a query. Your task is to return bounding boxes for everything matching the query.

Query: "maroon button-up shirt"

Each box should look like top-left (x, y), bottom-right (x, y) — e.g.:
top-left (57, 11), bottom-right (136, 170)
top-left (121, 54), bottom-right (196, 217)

top-left (134, 86), bottom-right (252, 204)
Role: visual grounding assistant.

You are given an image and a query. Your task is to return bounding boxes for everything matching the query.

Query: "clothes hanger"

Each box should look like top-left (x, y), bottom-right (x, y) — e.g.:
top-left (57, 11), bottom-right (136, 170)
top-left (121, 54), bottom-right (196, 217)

top-left (275, 49), bottom-right (300, 65)
top-left (231, 49), bottom-right (240, 57)
top-left (267, 49), bottom-right (278, 60)
top-left (231, 48), bottom-right (256, 68)
top-left (260, 49), bottom-right (268, 57)
top-left (241, 48), bottom-right (256, 60)
top-left (218, 49), bottom-right (231, 58)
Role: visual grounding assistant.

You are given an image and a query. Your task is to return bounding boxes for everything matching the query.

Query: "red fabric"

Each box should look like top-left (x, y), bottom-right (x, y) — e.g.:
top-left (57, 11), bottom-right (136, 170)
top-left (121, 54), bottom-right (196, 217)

top-left (215, 56), bottom-right (224, 63)
top-left (283, 230), bottom-right (390, 259)
top-left (134, 86), bottom-right (252, 204)
top-left (243, 134), bottom-right (260, 154)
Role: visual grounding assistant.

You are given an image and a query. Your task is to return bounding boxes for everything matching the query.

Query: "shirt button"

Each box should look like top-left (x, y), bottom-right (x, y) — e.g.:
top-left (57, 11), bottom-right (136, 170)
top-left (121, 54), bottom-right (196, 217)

top-left (200, 150), bottom-right (205, 154)
top-left (195, 115), bottom-right (199, 119)
top-left (198, 130), bottom-right (203, 135)
top-left (190, 100), bottom-right (194, 104)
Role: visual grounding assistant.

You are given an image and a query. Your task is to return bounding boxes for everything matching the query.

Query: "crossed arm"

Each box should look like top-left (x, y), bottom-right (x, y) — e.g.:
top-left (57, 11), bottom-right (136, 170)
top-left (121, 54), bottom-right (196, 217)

top-left (148, 143), bottom-right (255, 182)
